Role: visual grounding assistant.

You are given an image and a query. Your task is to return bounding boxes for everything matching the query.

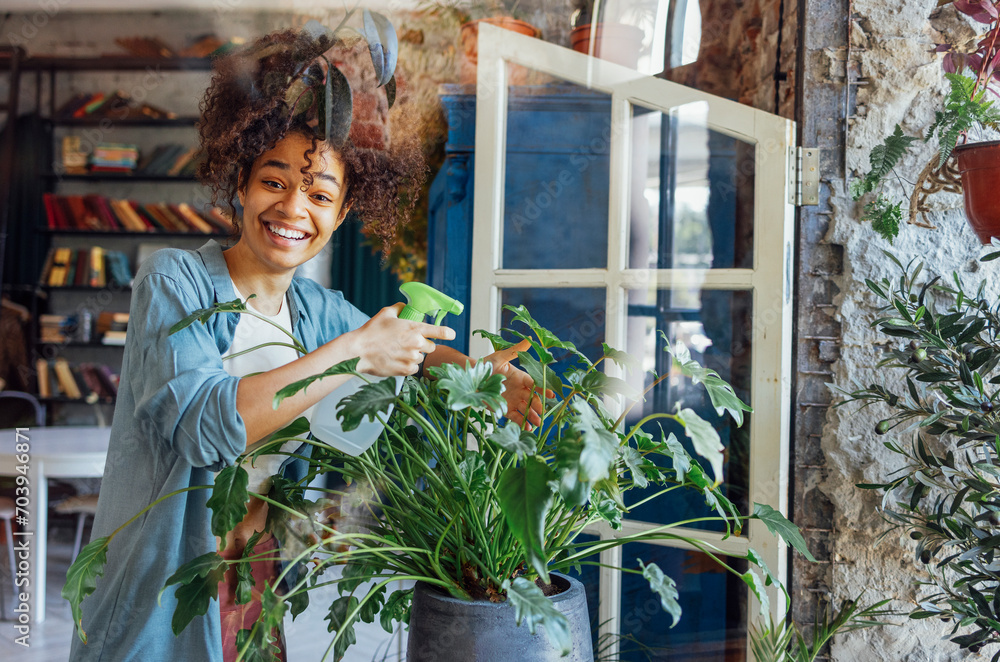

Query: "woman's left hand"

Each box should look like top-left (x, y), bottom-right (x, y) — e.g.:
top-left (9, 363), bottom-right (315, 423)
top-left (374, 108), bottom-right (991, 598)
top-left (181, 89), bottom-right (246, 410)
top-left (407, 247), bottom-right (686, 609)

top-left (483, 339), bottom-right (552, 430)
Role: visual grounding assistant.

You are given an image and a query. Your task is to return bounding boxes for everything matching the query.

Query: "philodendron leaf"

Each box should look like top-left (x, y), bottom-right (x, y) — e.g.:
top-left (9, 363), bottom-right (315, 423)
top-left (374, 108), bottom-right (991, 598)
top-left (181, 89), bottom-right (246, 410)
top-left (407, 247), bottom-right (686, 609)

top-left (169, 297), bottom-right (249, 335)
top-left (661, 431), bottom-right (691, 480)
top-left (359, 584), bottom-right (387, 624)
top-left (741, 568), bottom-right (770, 618)
top-left (554, 440), bottom-right (588, 507)
top-left (380, 587), bottom-right (414, 633)
top-left (602, 342), bottom-right (640, 374)
top-left (455, 451), bottom-right (490, 498)
top-left (474, 328), bottom-right (517, 351)
top-left (591, 492), bottom-right (622, 529)
top-left (235, 530), bottom-right (264, 605)
top-left (338, 377), bottom-right (400, 431)
top-left (580, 371), bottom-right (641, 401)
top-left (664, 336), bottom-right (752, 426)
top-left (63, 536), bottom-right (110, 643)
top-left (572, 398), bottom-right (618, 483)
top-left (638, 560), bottom-right (681, 627)
top-left (430, 361), bottom-right (507, 414)
top-left (502, 576), bottom-right (572, 656)
top-left (506, 304), bottom-right (578, 352)
top-left (361, 9), bottom-right (398, 87)
top-left (747, 548), bottom-right (789, 604)
top-left (620, 446), bottom-right (649, 489)
top-left (753, 503), bottom-right (818, 562)
top-left (325, 595), bottom-right (359, 660)
top-left (235, 624), bottom-right (281, 662)
top-left (498, 456), bottom-right (555, 582)
top-left (274, 357), bottom-right (360, 408)
top-left (160, 552), bottom-right (228, 635)
top-left (207, 465), bottom-right (249, 551)
top-left (249, 415), bottom-right (310, 461)
top-left (677, 408), bottom-right (725, 487)
top-left (517, 350), bottom-right (562, 390)
top-left (489, 422), bottom-right (537, 459)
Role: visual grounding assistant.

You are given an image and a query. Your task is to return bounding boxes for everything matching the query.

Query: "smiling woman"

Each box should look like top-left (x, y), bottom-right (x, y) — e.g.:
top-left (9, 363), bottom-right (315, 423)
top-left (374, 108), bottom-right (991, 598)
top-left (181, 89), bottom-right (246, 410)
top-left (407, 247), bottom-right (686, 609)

top-left (64, 18), bottom-right (548, 662)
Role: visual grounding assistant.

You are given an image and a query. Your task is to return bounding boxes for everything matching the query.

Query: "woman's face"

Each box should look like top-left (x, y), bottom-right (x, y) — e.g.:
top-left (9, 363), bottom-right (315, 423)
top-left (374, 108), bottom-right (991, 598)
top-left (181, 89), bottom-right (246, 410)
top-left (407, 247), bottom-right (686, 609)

top-left (237, 132), bottom-right (351, 274)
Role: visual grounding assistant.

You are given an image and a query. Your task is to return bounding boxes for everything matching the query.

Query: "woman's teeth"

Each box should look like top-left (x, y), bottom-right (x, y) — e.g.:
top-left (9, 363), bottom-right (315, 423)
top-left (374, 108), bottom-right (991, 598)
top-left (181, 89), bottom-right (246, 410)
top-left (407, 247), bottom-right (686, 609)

top-left (267, 223), bottom-right (307, 240)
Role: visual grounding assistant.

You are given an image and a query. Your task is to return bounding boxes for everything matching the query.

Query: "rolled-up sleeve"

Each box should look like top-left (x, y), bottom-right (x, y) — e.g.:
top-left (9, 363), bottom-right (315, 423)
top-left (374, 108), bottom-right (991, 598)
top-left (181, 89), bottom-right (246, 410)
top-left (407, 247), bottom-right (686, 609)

top-left (130, 271), bottom-right (245, 470)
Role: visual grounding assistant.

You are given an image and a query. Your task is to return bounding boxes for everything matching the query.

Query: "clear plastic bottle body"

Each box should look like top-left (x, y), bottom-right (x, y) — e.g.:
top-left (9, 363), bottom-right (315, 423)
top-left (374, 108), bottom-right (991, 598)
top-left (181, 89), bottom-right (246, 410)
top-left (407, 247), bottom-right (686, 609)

top-left (309, 374), bottom-right (404, 456)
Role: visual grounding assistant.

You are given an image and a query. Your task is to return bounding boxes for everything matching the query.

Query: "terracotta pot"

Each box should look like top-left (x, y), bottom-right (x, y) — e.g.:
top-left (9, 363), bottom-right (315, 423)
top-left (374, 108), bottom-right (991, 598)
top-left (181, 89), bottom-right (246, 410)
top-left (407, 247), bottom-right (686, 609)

top-left (459, 17), bottom-right (541, 86)
top-left (406, 573), bottom-right (593, 661)
top-left (953, 140), bottom-right (1000, 244)
top-left (570, 23), bottom-right (645, 69)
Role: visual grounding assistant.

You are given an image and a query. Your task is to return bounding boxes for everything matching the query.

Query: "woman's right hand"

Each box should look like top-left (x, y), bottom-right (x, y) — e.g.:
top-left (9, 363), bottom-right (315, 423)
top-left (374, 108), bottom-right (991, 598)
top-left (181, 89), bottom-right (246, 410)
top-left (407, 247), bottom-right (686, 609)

top-left (349, 303), bottom-right (456, 376)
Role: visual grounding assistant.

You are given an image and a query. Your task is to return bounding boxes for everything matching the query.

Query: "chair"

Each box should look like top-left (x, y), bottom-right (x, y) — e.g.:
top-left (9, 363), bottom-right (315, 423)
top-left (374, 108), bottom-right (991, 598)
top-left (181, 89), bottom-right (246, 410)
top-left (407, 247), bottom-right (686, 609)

top-left (0, 390), bottom-right (46, 426)
top-left (54, 494), bottom-right (100, 562)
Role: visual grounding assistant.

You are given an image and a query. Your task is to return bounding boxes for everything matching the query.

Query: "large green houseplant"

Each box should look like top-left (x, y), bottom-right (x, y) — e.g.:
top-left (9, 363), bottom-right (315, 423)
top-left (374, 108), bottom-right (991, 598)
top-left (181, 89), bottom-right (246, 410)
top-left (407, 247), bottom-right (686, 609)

top-left (65, 302), bottom-right (813, 660)
top-left (834, 246), bottom-right (1000, 656)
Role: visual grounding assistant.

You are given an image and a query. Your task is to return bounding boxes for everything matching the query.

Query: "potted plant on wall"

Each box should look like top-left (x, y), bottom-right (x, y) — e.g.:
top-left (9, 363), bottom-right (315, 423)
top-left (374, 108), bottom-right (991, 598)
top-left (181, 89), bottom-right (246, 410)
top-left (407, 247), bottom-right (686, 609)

top-left (65, 302), bottom-right (814, 660)
top-left (851, 1), bottom-right (1000, 244)
top-left (568, 0), bottom-right (652, 69)
top-left (834, 245), bottom-right (1000, 656)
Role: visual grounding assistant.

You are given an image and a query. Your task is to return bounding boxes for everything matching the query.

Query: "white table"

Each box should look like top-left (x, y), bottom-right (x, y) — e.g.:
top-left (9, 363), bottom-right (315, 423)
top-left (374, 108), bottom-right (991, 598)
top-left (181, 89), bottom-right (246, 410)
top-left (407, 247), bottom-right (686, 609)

top-left (0, 426), bottom-right (110, 624)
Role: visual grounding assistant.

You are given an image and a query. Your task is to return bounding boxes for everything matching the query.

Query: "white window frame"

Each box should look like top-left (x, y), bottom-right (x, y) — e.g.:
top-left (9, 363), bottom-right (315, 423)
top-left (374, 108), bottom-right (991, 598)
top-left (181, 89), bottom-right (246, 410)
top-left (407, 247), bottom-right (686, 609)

top-left (468, 23), bottom-right (795, 660)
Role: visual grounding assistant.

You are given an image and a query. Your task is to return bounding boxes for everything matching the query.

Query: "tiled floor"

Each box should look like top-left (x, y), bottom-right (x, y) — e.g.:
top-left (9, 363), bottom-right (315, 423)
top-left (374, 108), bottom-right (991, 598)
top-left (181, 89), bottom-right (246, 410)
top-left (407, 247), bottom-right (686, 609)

top-left (0, 537), bottom-right (407, 661)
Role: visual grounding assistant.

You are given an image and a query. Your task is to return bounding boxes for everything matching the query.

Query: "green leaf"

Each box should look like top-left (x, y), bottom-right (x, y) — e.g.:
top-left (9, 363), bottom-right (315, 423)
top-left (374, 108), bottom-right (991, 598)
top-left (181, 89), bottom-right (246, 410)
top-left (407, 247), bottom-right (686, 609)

top-left (235, 530), bottom-right (264, 605)
top-left (359, 584), bottom-right (386, 624)
top-left (572, 398), bottom-right (618, 483)
top-left (474, 328), bottom-right (516, 351)
top-left (638, 560), bottom-right (682, 627)
top-left (506, 304), bottom-right (577, 351)
top-left (865, 124), bottom-right (919, 185)
top-left (497, 456), bottom-right (555, 582)
top-left (602, 342), bottom-right (640, 373)
top-left (746, 547), bottom-right (789, 605)
top-left (380, 587), bottom-right (413, 633)
top-left (502, 576), bottom-right (572, 656)
top-left (208, 465), bottom-right (249, 551)
top-left (273, 357), bottom-right (360, 408)
top-left (169, 297), bottom-right (249, 335)
top-left (665, 338), bottom-right (752, 426)
top-left (430, 361), bottom-right (507, 414)
top-left (235, 623), bottom-right (281, 662)
top-left (62, 536), bottom-right (110, 643)
top-left (325, 595), bottom-right (359, 659)
top-left (337, 377), bottom-right (400, 431)
top-left (553, 440), bottom-right (589, 506)
top-left (250, 416), bottom-right (310, 461)
top-left (753, 503), bottom-right (818, 562)
top-left (580, 370), bottom-right (642, 401)
top-left (339, 557), bottom-right (376, 594)
top-left (161, 552), bottom-right (228, 636)
top-left (741, 568), bottom-right (770, 617)
top-left (455, 452), bottom-right (489, 498)
top-left (620, 446), bottom-right (649, 489)
top-left (863, 195), bottom-right (903, 243)
top-left (517, 351), bottom-right (562, 393)
top-left (488, 422), bottom-right (537, 459)
top-left (677, 408), bottom-right (725, 486)
top-left (591, 491), bottom-right (623, 529)
top-left (661, 431), bottom-right (692, 480)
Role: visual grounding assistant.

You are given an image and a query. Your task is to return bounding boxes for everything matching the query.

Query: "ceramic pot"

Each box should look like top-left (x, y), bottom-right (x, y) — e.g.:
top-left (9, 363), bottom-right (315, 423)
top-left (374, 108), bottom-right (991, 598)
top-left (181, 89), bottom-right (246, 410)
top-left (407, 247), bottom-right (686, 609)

top-left (406, 572), bottom-right (593, 661)
top-left (953, 140), bottom-right (1000, 244)
top-left (459, 17), bottom-right (541, 86)
top-left (569, 23), bottom-right (645, 69)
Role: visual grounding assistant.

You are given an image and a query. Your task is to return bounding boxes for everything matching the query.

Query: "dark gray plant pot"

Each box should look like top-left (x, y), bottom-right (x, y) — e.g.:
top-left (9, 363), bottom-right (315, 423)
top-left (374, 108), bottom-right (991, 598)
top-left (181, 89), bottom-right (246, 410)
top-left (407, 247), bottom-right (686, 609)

top-left (406, 573), bottom-right (593, 661)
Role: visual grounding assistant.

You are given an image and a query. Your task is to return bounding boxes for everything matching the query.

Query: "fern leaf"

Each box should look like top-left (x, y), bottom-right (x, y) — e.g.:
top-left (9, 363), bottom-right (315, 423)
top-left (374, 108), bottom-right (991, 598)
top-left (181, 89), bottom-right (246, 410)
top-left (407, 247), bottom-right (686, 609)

top-left (864, 195), bottom-right (903, 243)
top-left (865, 125), bottom-right (918, 190)
top-left (945, 73), bottom-right (976, 101)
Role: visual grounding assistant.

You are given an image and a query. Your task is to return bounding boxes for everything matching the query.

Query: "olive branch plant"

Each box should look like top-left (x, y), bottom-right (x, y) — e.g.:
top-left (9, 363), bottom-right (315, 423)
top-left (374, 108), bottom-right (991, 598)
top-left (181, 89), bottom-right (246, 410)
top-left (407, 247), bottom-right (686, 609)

top-left (63, 301), bottom-right (815, 661)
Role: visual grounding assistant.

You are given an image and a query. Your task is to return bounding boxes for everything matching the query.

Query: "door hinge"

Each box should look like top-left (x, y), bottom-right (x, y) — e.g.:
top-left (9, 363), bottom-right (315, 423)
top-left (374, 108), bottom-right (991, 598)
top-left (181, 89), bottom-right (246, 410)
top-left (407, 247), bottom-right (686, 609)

top-left (788, 147), bottom-right (820, 206)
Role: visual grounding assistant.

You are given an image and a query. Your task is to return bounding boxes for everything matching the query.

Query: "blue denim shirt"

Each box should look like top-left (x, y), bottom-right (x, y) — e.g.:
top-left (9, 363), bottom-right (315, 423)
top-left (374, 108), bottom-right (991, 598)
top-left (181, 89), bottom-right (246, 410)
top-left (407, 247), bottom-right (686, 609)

top-left (69, 240), bottom-right (368, 661)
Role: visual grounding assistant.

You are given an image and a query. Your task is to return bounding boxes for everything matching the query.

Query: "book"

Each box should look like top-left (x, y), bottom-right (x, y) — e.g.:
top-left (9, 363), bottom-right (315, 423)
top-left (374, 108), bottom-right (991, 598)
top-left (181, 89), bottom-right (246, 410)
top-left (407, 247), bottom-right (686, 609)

top-left (130, 201), bottom-right (167, 231)
top-left (55, 196), bottom-right (81, 230)
top-left (36, 358), bottom-right (51, 397)
top-left (38, 248), bottom-right (55, 286)
top-left (47, 247), bottom-right (73, 286)
top-left (97, 311), bottom-right (129, 335)
top-left (74, 249), bottom-right (89, 287)
top-left (115, 36), bottom-right (176, 59)
top-left (70, 364), bottom-right (98, 403)
top-left (89, 246), bottom-right (105, 288)
top-left (84, 194), bottom-right (121, 231)
top-left (78, 364), bottom-right (105, 401)
top-left (159, 204), bottom-right (195, 233)
top-left (173, 203), bottom-right (213, 234)
top-left (94, 364), bottom-right (119, 397)
top-left (53, 358), bottom-right (82, 399)
top-left (141, 143), bottom-right (185, 175)
top-left (206, 206), bottom-right (235, 233)
top-left (101, 330), bottom-right (128, 346)
top-left (56, 92), bottom-right (93, 119)
top-left (105, 250), bottom-right (133, 286)
top-left (109, 199), bottom-right (147, 232)
top-left (73, 92), bottom-right (106, 118)
top-left (166, 147), bottom-right (200, 176)
top-left (143, 203), bottom-right (184, 232)
top-left (62, 136), bottom-right (88, 173)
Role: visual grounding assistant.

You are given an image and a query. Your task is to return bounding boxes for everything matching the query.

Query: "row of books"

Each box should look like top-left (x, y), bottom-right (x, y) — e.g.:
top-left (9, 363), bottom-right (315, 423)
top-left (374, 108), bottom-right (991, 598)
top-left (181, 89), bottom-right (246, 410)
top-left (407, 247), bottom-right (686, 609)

top-left (113, 34), bottom-right (243, 59)
top-left (55, 89), bottom-right (177, 121)
top-left (41, 247), bottom-right (132, 288)
top-left (60, 138), bottom-right (202, 177)
top-left (36, 358), bottom-right (118, 402)
top-left (43, 194), bottom-right (234, 234)
top-left (39, 311), bottom-right (129, 345)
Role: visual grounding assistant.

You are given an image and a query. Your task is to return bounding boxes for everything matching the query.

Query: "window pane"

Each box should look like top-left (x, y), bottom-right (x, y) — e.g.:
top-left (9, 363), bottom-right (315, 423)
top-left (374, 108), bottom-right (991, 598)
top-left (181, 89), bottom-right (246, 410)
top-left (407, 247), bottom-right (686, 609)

top-left (619, 543), bottom-right (747, 661)
top-left (622, 289), bottom-right (752, 531)
top-left (500, 288), bottom-right (606, 365)
top-left (629, 102), bottom-right (754, 270)
top-left (502, 78), bottom-right (610, 270)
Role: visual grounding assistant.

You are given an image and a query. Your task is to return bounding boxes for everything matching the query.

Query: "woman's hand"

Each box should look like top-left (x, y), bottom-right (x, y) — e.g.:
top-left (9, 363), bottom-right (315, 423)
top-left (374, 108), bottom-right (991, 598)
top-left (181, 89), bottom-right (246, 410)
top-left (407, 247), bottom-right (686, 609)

top-left (351, 303), bottom-right (456, 376)
top-left (484, 339), bottom-right (552, 430)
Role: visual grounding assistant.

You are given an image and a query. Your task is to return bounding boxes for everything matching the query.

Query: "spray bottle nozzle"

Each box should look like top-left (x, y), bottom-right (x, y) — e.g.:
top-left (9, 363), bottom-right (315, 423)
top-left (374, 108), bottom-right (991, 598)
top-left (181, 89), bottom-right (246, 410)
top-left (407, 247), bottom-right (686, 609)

top-left (398, 282), bottom-right (464, 325)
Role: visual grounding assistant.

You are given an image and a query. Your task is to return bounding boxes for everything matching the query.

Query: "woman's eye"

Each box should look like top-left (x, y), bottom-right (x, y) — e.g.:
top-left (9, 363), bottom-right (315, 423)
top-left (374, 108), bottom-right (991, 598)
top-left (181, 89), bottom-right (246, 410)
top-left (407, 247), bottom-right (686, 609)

top-left (263, 179), bottom-right (283, 189)
top-left (312, 193), bottom-right (332, 203)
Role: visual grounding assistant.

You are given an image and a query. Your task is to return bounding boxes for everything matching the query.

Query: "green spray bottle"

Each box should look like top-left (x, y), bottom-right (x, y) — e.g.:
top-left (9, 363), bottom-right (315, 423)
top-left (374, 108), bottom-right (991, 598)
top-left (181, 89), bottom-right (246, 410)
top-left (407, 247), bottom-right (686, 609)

top-left (310, 283), bottom-right (464, 455)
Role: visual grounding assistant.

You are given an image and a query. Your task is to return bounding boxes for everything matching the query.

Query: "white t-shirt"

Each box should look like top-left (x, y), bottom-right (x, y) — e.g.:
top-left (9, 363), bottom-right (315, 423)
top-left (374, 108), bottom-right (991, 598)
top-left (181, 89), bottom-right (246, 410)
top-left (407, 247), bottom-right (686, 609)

top-left (220, 281), bottom-right (312, 493)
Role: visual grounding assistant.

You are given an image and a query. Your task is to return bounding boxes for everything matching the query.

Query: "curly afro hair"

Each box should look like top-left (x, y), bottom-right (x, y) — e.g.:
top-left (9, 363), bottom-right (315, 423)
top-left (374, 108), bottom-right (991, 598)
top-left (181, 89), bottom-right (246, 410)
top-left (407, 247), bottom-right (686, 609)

top-left (197, 28), bottom-right (425, 252)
